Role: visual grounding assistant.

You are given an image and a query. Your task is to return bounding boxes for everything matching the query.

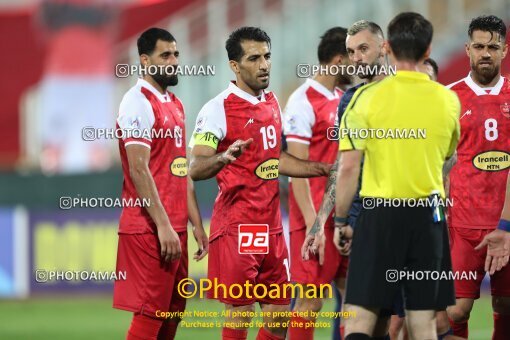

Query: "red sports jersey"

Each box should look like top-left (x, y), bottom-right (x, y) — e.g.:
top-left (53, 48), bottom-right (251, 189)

top-left (117, 78), bottom-right (187, 234)
top-left (447, 74), bottom-right (510, 229)
top-left (283, 79), bottom-right (342, 231)
top-left (191, 82), bottom-right (282, 241)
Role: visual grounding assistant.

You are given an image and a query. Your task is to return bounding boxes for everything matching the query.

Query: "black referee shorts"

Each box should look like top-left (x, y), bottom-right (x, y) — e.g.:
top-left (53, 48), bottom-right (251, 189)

top-left (344, 204), bottom-right (455, 311)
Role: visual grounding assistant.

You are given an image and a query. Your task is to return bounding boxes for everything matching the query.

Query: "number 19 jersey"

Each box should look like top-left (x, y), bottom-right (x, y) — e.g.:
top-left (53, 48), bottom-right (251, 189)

top-left (190, 82), bottom-right (283, 241)
top-left (447, 74), bottom-right (510, 229)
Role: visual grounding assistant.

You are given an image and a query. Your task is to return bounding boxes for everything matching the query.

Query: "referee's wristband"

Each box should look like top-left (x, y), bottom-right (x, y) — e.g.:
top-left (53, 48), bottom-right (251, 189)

top-left (497, 219), bottom-right (510, 232)
top-left (334, 216), bottom-right (349, 226)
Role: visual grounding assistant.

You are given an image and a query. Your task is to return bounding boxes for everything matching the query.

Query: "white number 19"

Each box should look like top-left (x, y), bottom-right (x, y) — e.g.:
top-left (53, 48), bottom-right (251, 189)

top-left (260, 125), bottom-right (277, 149)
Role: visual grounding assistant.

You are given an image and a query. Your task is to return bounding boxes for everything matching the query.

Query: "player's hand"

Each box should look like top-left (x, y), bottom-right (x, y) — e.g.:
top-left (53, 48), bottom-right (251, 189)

top-left (475, 229), bottom-right (510, 274)
top-left (157, 224), bottom-right (181, 262)
top-left (192, 224), bottom-right (209, 261)
top-left (334, 225), bottom-right (353, 256)
top-left (314, 162), bottom-right (333, 176)
top-left (219, 139), bottom-right (253, 164)
top-left (301, 229), bottom-right (326, 265)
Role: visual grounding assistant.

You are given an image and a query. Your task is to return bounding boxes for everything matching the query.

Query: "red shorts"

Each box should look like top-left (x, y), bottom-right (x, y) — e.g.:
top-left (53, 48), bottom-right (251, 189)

top-left (449, 227), bottom-right (510, 299)
top-left (290, 227), bottom-right (348, 285)
top-left (207, 232), bottom-right (291, 306)
top-left (113, 231), bottom-right (188, 318)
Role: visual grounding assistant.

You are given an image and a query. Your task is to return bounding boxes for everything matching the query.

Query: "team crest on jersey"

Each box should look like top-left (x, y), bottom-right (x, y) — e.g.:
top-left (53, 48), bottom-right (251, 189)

top-left (500, 103), bottom-right (510, 118)
top-left (174, 107), bottom-right (184, 121)
top-left (272, 107), bottom-right (280, 123)
top-left (330, 111), bottom-right (339, 128)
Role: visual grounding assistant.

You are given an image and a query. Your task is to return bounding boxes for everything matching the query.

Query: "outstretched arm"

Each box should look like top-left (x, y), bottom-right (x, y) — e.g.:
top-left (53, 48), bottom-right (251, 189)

top-left (279, 151), bottom-right (331, 178)
top-left (189, 138), bottom-right (253, 181)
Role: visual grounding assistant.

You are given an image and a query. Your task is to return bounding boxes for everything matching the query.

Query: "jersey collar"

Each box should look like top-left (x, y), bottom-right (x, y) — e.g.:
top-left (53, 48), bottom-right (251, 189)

top-left (306, 78), bottom-right (340, 100)
top-left (137, 78), bottom-right (171, 103)
top-left (228, 81), bottom-right (266, 105)
top-left (465, 72), bottom-right (504, 96)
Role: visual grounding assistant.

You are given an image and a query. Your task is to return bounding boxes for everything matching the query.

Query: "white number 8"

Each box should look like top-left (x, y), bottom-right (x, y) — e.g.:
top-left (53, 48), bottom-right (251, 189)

top-left (484, 118), bottom-right (498, 141)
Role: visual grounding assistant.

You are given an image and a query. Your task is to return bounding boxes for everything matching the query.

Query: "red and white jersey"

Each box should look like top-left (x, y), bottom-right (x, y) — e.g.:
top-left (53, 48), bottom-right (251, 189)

top-left (190, 82), bottom-right (282, 241)
top-left (447, 73), bottom-right (510, 229)
top-left (283, 79), bottom-right (343, 231)
top-left (117, 78), bottom-right (187, 234)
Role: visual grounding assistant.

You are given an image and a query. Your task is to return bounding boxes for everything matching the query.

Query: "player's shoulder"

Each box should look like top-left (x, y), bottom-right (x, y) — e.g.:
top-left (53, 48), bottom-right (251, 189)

top-left (168, 92), bottom-right (184, 107)
top-left (341, 83), bottom-right (365, 101)
top-left (500, 76), bottom-right (510, 94)
top-left (346, 81), bottom-right (381, 108)
top-left (119, 84), bottom-right (153, 116)
top-left (198, 88), bottom-right (231, 117)
top-left (446, 76), bottom-right (470, 93)
top-left (286, 81), bottom-right (313, 107)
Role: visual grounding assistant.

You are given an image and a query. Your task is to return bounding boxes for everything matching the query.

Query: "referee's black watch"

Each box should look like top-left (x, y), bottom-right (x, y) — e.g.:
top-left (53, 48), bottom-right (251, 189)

top-left (334, 216), bottom-right (349, 227)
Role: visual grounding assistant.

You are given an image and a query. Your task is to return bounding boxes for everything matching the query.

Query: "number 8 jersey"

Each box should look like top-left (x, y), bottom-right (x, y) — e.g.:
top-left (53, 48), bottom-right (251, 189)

top-left (447, 74), bottom-right (510, 229)
top-left (190, 82), bottom-right (283, 241)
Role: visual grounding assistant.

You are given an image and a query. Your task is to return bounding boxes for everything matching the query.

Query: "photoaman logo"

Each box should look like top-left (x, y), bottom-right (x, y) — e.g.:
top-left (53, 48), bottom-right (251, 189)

top-left (254, 158), bottom-right (279, 180)
top-left (472, 150), bottom-right (510, 172)
top-left (170, 157), bottom-right (188, 177)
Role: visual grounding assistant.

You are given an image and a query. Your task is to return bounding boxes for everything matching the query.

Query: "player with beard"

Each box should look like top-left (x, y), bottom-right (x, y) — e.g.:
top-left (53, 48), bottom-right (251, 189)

top-left (302, 20), bottom-right (391, 339)
top-left (283, 27), bottom-right (351, 340)
top-left (446, 15), bottom-right (510, 340)
top-left (189, 27), bottom-right (331, 340)
top-left (113, 27), bottom-right (208, 340)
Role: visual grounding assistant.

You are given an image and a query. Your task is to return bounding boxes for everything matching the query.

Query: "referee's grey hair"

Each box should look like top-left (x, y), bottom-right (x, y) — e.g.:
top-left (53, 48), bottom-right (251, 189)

top-left (348, 20), bottom-right (384, 40)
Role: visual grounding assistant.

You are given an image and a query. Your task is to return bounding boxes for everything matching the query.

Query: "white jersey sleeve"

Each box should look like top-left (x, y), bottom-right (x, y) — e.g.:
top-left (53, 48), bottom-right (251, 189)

top-left (189, 97), bottom-right (227, 149)
top-left (117, 91), bottom-right (155, 149)
top-left (283, 93), bottom-right (315, 145)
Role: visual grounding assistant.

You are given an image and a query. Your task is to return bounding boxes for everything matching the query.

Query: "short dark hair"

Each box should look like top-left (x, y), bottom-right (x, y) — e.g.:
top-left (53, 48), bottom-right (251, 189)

top-left (317, 27), bottom-right (348, 64)
top-left (468, 15), bottom-right (506, 40)
top-left (225, 27), bottom-right (271, 61)
top-left (137, 28), bottom-right (176, 56)
top-left (387, 12), bottom-right (433, 62)
top-left (424, 58), bottom-right (438, 77)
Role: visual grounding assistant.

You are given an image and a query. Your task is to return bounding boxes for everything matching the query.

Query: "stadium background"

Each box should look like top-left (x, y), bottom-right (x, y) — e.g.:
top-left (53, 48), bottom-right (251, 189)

top-left (0, 0), bottom-right (507, 338)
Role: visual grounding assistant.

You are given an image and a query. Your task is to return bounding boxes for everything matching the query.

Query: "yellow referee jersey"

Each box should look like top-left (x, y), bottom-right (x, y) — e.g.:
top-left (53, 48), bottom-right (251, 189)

top-left (339, 70), bottom-right (460, 198)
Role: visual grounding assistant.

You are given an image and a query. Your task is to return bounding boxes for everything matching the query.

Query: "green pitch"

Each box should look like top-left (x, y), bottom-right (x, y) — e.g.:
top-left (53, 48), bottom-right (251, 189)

top-left (0, 294), bottom-right (492, 339)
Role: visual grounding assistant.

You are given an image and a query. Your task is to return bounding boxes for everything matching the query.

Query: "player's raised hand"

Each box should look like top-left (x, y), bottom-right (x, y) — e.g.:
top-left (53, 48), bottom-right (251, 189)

top-left (475, 229), bottom-right (510, 274)
top-left (219, 138), bottom-right (254, 164)
top-left (192, 224), bottom-right (209, 261)
top-left (157, 224), bottom-right (181, 262)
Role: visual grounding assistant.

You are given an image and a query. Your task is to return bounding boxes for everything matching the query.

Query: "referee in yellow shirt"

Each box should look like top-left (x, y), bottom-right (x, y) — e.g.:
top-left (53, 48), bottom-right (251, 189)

top-left (332, 13), bottom-right (460, 340)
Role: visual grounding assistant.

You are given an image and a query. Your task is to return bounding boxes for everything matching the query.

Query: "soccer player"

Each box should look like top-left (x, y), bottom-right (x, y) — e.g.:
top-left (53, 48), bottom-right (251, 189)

top-left (283, 27), bottom-right (350, 340)
top-left (332, 13), bottom-right (459, 339)
top-left (418, 58), bottom-right (465, 340)
top-left (189, 27), bottom-right (331, 340)
top-left (112, 28), bottom-right (208, 340)
top-left (302, 20), bottom-right (387, 259)
top-left (302, 20), bottom-right (392, 339)
top-left (446, 15), bottom-right (510, 339)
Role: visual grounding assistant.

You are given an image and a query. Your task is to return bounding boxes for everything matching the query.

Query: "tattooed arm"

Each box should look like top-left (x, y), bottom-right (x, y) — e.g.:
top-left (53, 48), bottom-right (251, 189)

top-left (301, 156), bottom-right (339, 264)
top-left (307, 156), bottom-right (339, 235)
top-left (443, 152), bottom-right (457, 197)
